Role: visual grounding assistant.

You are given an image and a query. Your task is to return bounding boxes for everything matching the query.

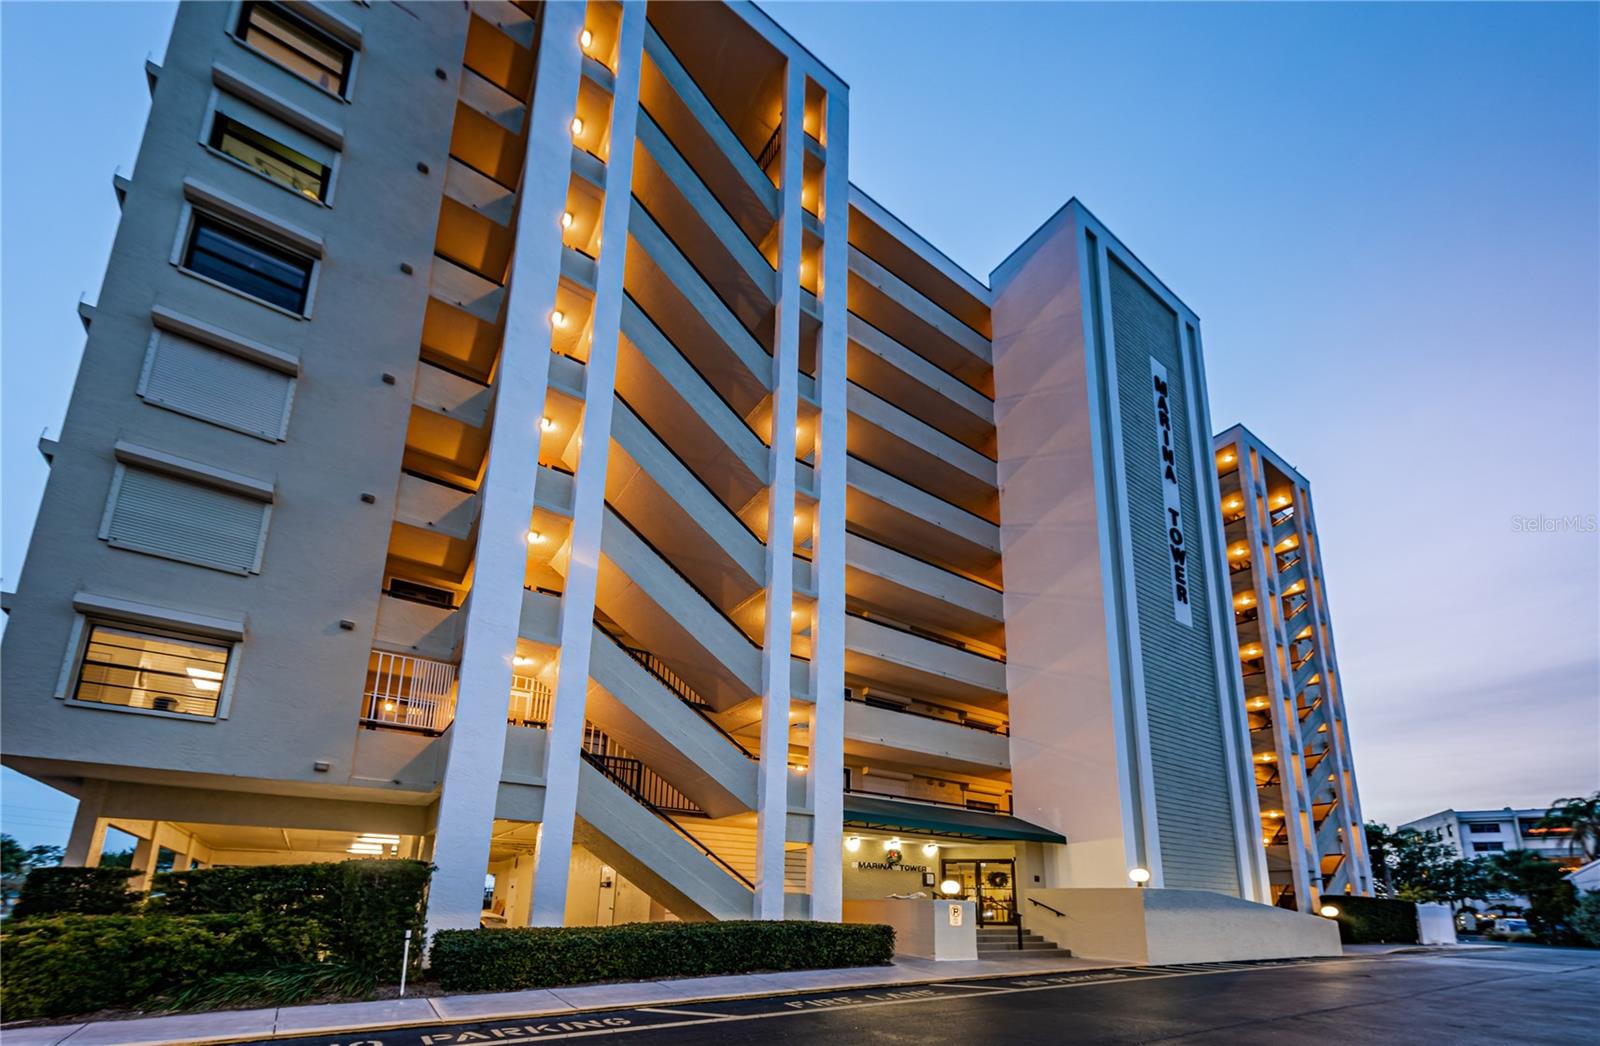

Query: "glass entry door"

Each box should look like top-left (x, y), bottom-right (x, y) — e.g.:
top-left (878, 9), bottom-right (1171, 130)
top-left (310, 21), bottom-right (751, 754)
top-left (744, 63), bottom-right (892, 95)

top-left (942, 859), bottom-right (1017, 926)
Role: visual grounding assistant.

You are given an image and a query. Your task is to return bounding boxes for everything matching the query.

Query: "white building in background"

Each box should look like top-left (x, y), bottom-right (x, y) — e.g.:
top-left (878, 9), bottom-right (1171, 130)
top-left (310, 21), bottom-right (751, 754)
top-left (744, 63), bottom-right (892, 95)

top-left (5, 0), bottom-right (1345, 958)
top-left (1403, 807), bottom-right (1585, 869)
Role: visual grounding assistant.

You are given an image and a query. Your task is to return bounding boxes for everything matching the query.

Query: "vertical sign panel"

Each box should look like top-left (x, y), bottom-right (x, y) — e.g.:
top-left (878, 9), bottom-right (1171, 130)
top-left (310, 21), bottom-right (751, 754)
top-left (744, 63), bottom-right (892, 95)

top-left (1149, 358), bottom-right (1193, 627)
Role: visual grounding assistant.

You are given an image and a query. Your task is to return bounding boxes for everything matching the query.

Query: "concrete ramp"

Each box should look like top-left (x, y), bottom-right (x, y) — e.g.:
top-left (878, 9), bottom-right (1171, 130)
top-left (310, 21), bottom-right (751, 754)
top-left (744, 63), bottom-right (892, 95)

top-left (1021, 887), bottom-right (1342, 965)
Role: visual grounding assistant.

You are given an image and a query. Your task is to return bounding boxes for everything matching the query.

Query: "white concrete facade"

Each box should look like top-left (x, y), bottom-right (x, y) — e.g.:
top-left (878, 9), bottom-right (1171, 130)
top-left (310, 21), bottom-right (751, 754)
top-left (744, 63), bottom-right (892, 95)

top-left (4, 0), bottom-right (1314, 955)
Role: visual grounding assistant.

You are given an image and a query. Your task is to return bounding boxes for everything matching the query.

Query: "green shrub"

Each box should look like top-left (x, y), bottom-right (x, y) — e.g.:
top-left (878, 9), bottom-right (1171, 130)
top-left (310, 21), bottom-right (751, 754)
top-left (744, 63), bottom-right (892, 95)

top-left (1569, 892), bottom-right (1600, 947)
top-left (1329, 896), bottom-right (1418, 944)
top-left (0, 913), bottom-right (322, 1019)
top-left (149, 859), bottom-right (430, 977)
top-left (431, 920), bottom-right (896, 993)
top-left (11, 866), bottom-right (140, 919)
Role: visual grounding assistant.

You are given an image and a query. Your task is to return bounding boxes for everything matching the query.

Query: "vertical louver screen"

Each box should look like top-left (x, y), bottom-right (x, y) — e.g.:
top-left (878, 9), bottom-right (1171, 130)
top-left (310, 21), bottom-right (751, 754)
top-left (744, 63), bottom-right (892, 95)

top-left (103, 468), bottom-right (270, 574)
top-left (140, 332), bottom-right (294, 440)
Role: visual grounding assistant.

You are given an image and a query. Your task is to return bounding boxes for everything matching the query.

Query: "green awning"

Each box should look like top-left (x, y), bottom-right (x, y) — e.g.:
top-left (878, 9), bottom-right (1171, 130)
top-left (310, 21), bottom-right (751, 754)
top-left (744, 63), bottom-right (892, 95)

top-left (842, 794), bottom-right (1066, 844)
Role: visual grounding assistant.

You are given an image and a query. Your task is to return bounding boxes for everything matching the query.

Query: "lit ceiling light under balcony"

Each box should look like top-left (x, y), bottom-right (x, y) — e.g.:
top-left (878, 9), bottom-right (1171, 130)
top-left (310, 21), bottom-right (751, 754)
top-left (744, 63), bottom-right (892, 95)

top-left (540, 416), bottom-right (556, 431)
top-left (561, 211), bottom-right (574, 229)
top-left (579, 28), bottom-right (593, 49)
top-left (570, 117), bottom-right (584, 138)
top-left (526, 530), bottom-right (544, 545)
top-left (550, 310), bottom-right (567, 328)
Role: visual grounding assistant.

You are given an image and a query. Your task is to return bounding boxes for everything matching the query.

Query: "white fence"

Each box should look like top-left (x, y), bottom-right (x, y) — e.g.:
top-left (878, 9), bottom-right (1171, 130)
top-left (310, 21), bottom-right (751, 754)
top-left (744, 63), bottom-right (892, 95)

top-left (363, 651), bottom-right (457, 733)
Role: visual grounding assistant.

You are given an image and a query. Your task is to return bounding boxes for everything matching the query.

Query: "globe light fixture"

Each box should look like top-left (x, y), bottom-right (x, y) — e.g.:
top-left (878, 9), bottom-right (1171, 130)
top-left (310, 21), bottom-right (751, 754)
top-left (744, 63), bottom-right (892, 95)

top-left (1319, 904), bottom-right (1341, 918)
top-left (1128, 867), bottom-right (1151, 888)
top-left (940, 879), bottom-right (961, 896)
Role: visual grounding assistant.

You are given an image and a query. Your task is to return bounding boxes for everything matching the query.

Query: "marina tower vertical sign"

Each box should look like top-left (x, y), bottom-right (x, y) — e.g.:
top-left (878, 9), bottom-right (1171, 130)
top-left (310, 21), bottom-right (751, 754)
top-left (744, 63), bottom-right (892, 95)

top-left (1150, 359), bottom-right (1193, 627)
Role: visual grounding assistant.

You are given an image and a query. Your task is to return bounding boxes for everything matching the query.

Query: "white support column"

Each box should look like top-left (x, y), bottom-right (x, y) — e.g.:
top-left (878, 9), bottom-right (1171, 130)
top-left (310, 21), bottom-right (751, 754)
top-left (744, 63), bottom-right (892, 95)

top-left (529, 1), bottom-right (648, 927)
top-left (1248, 448), bottom-right (1316, 910)
top-left (754, 66), bottom-right (806, 921)
top-left (806, 85), bottom-right (850, 924)
top-left (63, 780), bottom-right (108, 867)
top-left (426, 2), bottom-right (587, 940)
top-left (130, 830), bottom-right (160, 892)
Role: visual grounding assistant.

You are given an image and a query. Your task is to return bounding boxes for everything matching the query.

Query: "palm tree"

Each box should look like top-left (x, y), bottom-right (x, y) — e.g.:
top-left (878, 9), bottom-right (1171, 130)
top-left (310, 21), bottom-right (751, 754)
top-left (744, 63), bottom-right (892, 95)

top-left (1536, 793), bottom-right (1600, 862)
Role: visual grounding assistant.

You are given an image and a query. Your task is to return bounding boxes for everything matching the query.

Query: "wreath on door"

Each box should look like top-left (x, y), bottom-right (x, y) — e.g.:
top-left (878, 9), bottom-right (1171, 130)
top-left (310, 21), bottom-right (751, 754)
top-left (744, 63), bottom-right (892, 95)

top-left (985, 869), bottom-right (1010, 889)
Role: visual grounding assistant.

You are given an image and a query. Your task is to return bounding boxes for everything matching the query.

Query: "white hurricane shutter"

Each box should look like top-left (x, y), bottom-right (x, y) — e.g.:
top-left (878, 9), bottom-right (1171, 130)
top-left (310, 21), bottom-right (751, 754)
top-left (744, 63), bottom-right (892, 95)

top-left (103, 468), bottom-right (270, 573)
top-left (140, 331), bottom-right (295, 440)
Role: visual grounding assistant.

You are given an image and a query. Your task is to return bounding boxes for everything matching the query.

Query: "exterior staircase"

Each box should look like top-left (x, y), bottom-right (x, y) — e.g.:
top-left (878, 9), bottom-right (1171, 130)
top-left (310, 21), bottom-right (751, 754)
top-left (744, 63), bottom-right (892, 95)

top-left (977, 926), bottom-right (1072, 958)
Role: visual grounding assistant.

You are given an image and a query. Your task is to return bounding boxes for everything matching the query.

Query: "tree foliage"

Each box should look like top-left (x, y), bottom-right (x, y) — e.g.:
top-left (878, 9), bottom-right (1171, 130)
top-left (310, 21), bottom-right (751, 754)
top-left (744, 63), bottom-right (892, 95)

top-left (1365, 822), bottom-right (1490, 903)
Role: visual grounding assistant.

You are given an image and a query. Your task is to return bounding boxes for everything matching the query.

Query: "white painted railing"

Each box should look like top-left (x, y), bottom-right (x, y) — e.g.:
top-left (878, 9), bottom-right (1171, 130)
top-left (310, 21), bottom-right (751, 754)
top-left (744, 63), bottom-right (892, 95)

top-left (362, 651), bottom-right (457, 733)
top-left (508, 674), bottom-right (552, 727)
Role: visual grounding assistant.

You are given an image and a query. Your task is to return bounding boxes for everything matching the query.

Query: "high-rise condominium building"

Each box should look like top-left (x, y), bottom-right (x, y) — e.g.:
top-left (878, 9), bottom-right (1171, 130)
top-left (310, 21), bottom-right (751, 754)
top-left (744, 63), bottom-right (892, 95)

top-left (1213, 426), bottom-right (1372, 910)
top-left (4, 0), bottom-right (1287, 943)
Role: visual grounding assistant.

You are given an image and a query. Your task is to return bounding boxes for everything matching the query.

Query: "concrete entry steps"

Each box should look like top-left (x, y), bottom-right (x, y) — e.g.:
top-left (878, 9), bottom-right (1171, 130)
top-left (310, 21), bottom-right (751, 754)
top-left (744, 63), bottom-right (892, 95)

top-left (977, 927), bottom-right (1073, 958)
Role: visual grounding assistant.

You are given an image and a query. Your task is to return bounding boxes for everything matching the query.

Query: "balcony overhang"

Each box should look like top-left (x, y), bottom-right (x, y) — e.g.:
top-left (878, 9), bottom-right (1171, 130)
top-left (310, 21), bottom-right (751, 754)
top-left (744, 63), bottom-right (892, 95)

top-left (842, 794), bottom-right (1065, 844)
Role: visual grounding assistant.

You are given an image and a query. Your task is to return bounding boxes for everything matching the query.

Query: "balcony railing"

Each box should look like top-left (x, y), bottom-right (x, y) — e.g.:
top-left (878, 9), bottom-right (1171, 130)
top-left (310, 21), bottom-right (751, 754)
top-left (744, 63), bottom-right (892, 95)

top-left (844, 777), bottom-right (1013, 815)
top-left (508, 674), bottom-right (552, 727)
top-left (846, 691), bottom-right (1009, 736)
top-left (362, 651), bottom-right (457, 734)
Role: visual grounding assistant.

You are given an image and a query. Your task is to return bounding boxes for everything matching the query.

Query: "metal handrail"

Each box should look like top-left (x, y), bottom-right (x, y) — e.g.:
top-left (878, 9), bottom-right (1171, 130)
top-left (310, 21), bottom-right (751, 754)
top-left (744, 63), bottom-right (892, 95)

top-left (1027, 897), bottom-right (1068, 919)
top-left (595, 623), bottom-right (758, 760)
top-left (846, 610), bottom-right (1006, 664)
top-left (844, 783), bottom-right (1013, 816)
top-left (847, 692), bottom-right (1009, 737)
top-left (755, 123), bottom-right (781, 171)
top-left (580, 748), bottom-right (754, 889)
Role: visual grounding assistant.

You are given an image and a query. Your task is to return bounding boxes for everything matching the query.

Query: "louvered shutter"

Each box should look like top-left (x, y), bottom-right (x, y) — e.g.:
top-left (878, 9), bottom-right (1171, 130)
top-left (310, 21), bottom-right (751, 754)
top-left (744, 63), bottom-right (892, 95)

top-left (104, 468), bottom-right (270, 573)
top-left (140, 332), bottom-right (294, 440)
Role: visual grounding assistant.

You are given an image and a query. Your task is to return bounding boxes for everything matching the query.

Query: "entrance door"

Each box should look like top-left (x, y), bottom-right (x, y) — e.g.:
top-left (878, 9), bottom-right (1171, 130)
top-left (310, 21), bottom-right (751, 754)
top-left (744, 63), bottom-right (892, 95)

top-left (941, 859), bottom-right (1017, 926)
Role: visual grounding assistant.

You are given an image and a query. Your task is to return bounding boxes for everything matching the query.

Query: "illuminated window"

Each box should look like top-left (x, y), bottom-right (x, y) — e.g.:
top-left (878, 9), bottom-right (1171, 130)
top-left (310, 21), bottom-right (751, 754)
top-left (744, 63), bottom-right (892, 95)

top-left (73, 625), bottom-right (232, 718)
top-left (209, 114), bottom-right (330, 201)
top-left (236, 2), bottom-right (353, 97)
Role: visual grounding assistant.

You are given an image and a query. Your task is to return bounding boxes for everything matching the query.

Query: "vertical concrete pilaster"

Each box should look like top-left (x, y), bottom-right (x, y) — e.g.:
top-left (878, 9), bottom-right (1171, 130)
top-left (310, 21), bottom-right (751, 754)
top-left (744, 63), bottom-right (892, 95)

top-left (63, 779), bottom-right (109, 868)
top-left (806, 85), bottom-right (850, 923)
top-left (530, 1), bottom-right (649, 927)
top-left (426, 2), bottom-right (588, 940)
top-left (754, 65), bottom-right (806, 920)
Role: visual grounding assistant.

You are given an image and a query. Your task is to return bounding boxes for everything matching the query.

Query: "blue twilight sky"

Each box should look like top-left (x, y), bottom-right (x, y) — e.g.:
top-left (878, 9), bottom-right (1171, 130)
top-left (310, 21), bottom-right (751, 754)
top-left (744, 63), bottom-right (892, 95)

top-left (2, 2), bottom-right (1596, 848)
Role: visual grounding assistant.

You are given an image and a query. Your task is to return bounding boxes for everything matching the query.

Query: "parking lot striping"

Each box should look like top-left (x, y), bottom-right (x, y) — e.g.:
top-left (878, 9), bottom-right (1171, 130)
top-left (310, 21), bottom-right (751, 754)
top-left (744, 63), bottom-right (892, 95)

top-left (631, 1007), bottom-right (746, 1019)
top-left (362, 957), bottom-right (1370, 1046)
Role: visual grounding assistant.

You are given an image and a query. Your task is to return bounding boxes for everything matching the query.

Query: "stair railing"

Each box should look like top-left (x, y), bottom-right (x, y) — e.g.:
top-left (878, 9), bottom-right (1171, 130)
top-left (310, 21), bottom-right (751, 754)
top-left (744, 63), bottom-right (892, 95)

top-left (580, 748), bottom-right (755, 890)
top-left (597, 623), bottom-right (758, 760)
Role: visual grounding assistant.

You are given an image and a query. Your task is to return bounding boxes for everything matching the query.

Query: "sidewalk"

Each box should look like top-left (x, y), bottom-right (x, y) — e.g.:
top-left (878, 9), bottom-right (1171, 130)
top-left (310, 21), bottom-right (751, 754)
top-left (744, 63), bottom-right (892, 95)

top-left (3, 952), bottom-right (1117, 1046)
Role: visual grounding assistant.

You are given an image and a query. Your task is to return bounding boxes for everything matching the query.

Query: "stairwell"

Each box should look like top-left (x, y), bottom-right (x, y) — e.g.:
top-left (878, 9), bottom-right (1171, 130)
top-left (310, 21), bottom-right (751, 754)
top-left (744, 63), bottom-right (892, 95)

top-left (977, 926), bottom-right (1072, 958)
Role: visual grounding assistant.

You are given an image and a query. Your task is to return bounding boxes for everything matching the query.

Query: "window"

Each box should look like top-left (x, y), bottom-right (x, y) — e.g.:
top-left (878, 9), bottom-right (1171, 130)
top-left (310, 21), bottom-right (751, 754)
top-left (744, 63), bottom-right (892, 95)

top-left (183, 215), bottom-right (313, 312)
top-left (139, 330), bottom-right (296, 440)
top-left (236, 2), bottom-right (353, 97)
top-left (1473, 841), bottom-right (1505, 853)
top-left (102, 467), bottom-right (272, 574)
top-left (209, 113), bottom-right (330, 201)
top-left (73, 624), bottom-right (232, 718)
top-left (1468, 822), bottom-right (1503, 834)
top-left (387, 578), bottom-right (456, 609)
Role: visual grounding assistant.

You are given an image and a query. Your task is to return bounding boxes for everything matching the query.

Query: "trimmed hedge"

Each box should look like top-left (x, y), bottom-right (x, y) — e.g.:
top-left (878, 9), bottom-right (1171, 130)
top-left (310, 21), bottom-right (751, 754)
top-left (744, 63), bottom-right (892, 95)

top-left (149, 859), bottom-right (431, 976)
top-left (431, 920), bottom-right (896, 992)
top-left (1330, 896), bottom-right (1418, 944)
top-left (11, 866), bottom-right (140, 919)
top-left (0, 913), bottom-right (322, 1019)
